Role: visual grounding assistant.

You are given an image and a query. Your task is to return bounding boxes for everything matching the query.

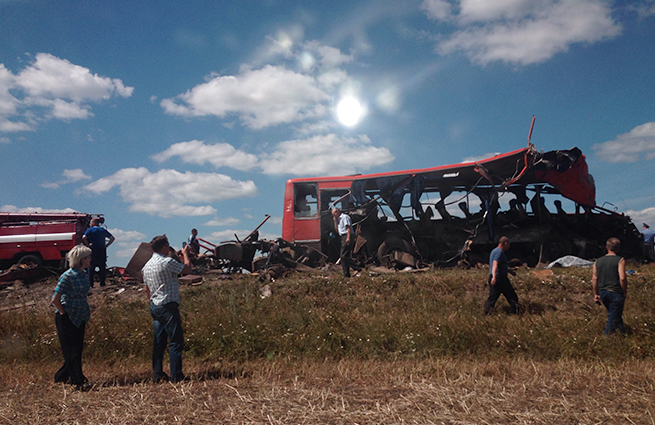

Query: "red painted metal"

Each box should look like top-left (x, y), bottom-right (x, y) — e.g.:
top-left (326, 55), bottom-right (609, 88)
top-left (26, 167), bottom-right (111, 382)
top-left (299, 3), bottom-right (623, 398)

top-left (0, 212), bottom-right (97, 266)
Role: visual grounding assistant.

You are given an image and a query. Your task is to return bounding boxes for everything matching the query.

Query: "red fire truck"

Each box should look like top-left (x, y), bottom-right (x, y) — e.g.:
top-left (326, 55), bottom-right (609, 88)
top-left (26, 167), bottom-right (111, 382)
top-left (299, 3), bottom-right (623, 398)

top-left (0, 212), bottom-right (100, 269)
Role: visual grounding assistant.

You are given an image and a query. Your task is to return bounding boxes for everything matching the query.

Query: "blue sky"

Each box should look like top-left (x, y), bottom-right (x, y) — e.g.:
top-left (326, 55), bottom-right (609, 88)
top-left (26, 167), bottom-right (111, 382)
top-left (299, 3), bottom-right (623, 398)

top-left (2, 0), bottom-right (655, 267)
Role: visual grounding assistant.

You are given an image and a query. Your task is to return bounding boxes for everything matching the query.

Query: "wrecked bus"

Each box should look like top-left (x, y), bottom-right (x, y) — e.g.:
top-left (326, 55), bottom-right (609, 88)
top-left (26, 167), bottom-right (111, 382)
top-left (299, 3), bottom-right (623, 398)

top-left (282, 144), bottom-right (642, 267)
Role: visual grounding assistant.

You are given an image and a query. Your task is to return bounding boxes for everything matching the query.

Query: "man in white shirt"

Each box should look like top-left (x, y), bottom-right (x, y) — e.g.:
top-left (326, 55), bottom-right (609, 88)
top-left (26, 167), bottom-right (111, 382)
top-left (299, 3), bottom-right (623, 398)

top-left (142, 235), bottom-right (192, 383)
top-left (332, 208), bottom-right (359, 278)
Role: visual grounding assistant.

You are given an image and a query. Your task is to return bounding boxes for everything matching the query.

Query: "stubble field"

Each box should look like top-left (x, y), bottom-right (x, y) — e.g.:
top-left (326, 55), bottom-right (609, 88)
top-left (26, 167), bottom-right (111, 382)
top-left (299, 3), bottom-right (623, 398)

top-left (1, 263), bottom-right (654, 424)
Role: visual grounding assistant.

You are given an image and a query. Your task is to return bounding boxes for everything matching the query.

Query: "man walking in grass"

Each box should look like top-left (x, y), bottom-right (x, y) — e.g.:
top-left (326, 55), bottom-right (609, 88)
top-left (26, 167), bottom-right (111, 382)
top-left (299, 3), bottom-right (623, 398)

top-left (484, 236), bottom-right (518, 315)
top-left (592, 237), bottom-right (628, 335)
top-left (142, 235), bottom-right (192, 383)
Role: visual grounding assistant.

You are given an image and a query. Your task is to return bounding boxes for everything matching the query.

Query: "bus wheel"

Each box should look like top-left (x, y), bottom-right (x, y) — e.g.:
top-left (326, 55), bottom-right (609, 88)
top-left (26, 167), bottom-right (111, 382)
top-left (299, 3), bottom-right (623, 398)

top-left (17, 254), bottom-right (43, 267)
top-left (542, 237), bottom-right (571, 263)
top-left (377, 238), bottom-right (413, 267)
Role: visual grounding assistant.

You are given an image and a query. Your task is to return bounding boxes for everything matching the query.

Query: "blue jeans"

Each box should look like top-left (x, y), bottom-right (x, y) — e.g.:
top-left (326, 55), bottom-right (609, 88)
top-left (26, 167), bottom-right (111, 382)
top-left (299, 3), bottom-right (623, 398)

top-left (600, 290), bottom-right (626, 335)
top-left (150, 302), bottom-right (185, 382)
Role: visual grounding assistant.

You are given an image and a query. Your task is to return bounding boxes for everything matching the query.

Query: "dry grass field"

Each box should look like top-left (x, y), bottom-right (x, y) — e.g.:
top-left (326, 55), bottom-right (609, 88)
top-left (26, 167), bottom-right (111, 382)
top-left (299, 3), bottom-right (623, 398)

top-left (2, 359), bottom-right (654, 424)
top-left (1, 263), bottom-right (655, 424)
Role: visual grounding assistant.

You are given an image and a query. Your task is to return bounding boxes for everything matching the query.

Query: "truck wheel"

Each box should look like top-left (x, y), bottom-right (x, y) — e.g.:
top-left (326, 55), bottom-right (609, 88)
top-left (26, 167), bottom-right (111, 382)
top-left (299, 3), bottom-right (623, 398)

top-left (17, 254), bottom-right (43, 267)
top-left (377, 238), bottom-right (413, 266)
top-left (542, 237), bottom-right (571, 263)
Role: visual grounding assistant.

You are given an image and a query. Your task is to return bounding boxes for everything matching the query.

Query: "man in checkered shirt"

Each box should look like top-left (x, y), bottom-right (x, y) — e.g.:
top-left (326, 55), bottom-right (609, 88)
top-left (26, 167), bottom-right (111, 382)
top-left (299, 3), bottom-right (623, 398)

top-left (142, 235), bottom-right (192, 383)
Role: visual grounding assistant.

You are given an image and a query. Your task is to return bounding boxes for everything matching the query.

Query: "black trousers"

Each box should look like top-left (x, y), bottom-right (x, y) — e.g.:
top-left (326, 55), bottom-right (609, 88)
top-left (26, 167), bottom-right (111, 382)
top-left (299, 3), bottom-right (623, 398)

top-left (89, 252), bottom-right (107, 287)
top-left (54, 313), bottom-right (87, 386)
top-left (340, 235), bottom-right (357, 277)
top-left (484, 275), bottom-right (518, 314)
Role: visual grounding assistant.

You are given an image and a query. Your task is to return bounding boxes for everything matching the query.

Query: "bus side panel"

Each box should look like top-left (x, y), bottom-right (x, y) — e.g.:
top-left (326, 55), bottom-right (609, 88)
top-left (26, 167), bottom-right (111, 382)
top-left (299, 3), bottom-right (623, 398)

top-left (282, 181), bottom-right (295, 241)
top-left (283, 180), bottom-right (321, 247)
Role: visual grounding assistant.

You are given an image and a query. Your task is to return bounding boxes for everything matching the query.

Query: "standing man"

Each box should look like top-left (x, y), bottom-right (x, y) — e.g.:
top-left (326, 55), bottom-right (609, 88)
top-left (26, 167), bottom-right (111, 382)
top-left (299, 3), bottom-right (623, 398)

top-left (82, 217), bottom-right (114, 287)
top-left (641, 223), bottom-right (655, 262)
top-left (332, 207), bottom-right (358, 278)
top-left (142, 235), bottom-right (192, 383)
top-left (188, 228), bottom-right (200, 256)
top-left (592, 237), bottom-right (628, 335)
top-left (484, 236), bottom-right (519, 315)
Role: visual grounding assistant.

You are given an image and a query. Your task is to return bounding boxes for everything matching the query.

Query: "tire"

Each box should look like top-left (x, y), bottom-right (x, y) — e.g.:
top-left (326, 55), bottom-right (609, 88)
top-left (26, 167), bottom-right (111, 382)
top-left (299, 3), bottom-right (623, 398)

top-left (542, 237), bottom-right (571, 263)
top-left (17, 254), bottom-right (43, 267)
top-left (377, 238), bottom-right (413, 265)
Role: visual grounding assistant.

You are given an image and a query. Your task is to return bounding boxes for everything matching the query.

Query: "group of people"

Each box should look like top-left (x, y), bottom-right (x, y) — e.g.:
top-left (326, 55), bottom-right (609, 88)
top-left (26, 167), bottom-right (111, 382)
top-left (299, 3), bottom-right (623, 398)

top-left (483, 235), bottom-right (628, 336)
top-left (51, 219), bottom-right (196, 389)
top-left (334, 206), bottom-right (630, 337)
top-left (50, 214), bottom-right (633, 390)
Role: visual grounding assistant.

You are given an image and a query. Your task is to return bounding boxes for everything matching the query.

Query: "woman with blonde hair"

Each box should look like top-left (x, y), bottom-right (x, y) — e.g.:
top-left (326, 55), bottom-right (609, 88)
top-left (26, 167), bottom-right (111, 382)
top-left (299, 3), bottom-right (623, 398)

top-left (51, 244), bottom-right (93, 390)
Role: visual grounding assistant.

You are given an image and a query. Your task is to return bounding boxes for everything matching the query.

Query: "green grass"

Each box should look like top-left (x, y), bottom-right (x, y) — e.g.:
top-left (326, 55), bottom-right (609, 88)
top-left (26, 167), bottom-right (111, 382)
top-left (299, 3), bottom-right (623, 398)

top-left (2, 264), bottom-right (655, 364)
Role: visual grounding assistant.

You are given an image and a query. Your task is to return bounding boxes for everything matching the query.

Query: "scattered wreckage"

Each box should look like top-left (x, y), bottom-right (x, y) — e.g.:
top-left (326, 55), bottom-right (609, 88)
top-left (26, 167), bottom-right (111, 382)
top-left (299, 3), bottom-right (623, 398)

top-left (125, 214), bottom-right (328, 282)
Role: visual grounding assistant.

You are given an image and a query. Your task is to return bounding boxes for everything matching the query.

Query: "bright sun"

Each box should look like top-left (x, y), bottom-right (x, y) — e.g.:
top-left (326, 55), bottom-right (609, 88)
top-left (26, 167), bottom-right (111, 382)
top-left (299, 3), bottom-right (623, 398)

top-left (336, 96), bottom-right (364, 127)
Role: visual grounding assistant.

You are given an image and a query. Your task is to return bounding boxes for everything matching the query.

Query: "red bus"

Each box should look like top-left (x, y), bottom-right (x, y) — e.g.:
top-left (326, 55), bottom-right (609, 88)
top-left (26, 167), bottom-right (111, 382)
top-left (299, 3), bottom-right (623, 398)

top-left (282, 145), bottom-right (642, 267)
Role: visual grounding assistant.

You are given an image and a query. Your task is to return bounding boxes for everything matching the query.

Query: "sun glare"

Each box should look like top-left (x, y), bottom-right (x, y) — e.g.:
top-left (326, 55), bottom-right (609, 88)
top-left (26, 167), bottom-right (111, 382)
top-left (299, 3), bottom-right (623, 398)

top-left (336, 96), bottom-right (364, 127)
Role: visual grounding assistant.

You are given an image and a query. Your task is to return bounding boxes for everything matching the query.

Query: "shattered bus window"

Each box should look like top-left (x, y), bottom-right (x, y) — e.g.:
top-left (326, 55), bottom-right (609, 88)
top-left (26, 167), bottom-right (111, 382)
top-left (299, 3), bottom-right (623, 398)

top-left (293, 183), bottom-right (318, 217)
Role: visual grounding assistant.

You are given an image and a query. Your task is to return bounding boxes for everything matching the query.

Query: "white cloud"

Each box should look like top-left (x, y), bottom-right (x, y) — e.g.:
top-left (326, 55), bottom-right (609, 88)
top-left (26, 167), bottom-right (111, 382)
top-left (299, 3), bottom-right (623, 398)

top-left (107, 228), bottom-right (148, 259)
top-left (0, 119), bottom-right (33, 133)
top-left (151, 140), bottom-right (258, 171)
top-left (16, 53), bottom-right (133, 101)
top-left (303, 41), bottom-right (354, 68)
top-left (593, 122), bottom-right (655, 163)
top-left (0, 64), bottom-right (19, 117)
top-left (62, 169), bottom-right (92, 182)
top-left (422, 0), bottom-right (621, 65)
top-left (461, 152), bottom-right (501, 162)
top-left (40, 168), bottom-right (92, 189)
top-left (0, 205), bottom-right (78, 213)
top-left (161, 65), bottom-right (330, 129)
top-left (420, 0), bottom-right (453, 21)
top-left (625, 207), bottom-right (655, 229)
top-left (203, 216), bottom-right (241, 226)
top-left (629, 1), bottom-right (655, 18)
top-left (0, 136), bottom-right (9, 144)
top-left (264, 28), bottom-right (302, 59)
top-left (49, 99), bottom-right (93, 120)
top-left (0, 53), bottom-right (133, 132)
top-left (81, 168), bottom-right (258, 217)
top-left (268, 215), bottom-right (283, 225)
top-left (258, 133), bottom-right (394, 176)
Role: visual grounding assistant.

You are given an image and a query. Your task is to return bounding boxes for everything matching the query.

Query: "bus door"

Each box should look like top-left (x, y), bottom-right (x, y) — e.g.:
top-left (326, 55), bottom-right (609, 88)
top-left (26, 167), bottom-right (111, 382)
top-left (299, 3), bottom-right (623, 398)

top-left (291, 183), bottom-right (320, 250)
top-left (319, 188), bottom-right (352, 261)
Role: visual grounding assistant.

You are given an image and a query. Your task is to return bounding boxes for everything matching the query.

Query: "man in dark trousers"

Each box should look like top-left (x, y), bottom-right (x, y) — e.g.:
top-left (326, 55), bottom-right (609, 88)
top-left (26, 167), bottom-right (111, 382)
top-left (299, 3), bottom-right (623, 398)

top-left (484, 236), bottom-right (519, 315)
top-left (82, 217), bottom-right (115, 287)
top-left (332, 207), bottom-right (359, 278)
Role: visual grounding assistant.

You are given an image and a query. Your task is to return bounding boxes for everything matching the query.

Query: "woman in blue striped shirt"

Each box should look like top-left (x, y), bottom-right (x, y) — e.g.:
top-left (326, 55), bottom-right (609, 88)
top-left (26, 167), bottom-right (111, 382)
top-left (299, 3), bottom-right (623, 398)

top-left (51, 244), bottom-right (93, 390)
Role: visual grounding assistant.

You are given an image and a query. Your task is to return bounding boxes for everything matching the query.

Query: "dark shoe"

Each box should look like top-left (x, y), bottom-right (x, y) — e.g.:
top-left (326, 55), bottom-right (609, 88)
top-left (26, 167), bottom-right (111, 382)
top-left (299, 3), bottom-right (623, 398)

top-left (153, 372), bottom-right (169, 383)
top-left (171, 374), bottom-right (188, 383)
top-left (76, 382), bottom-right (93, 391)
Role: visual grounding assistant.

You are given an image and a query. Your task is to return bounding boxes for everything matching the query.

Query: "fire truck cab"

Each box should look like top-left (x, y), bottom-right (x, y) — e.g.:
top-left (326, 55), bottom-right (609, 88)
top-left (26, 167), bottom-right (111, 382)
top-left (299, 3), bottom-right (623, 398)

top-left (0, 212), bottom-right (99, 269)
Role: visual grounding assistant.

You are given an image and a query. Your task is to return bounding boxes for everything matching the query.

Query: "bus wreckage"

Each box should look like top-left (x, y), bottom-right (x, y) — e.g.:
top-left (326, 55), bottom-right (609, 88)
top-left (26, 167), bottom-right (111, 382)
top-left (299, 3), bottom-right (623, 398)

top-left (280, 144), bottom-right (643, 269)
